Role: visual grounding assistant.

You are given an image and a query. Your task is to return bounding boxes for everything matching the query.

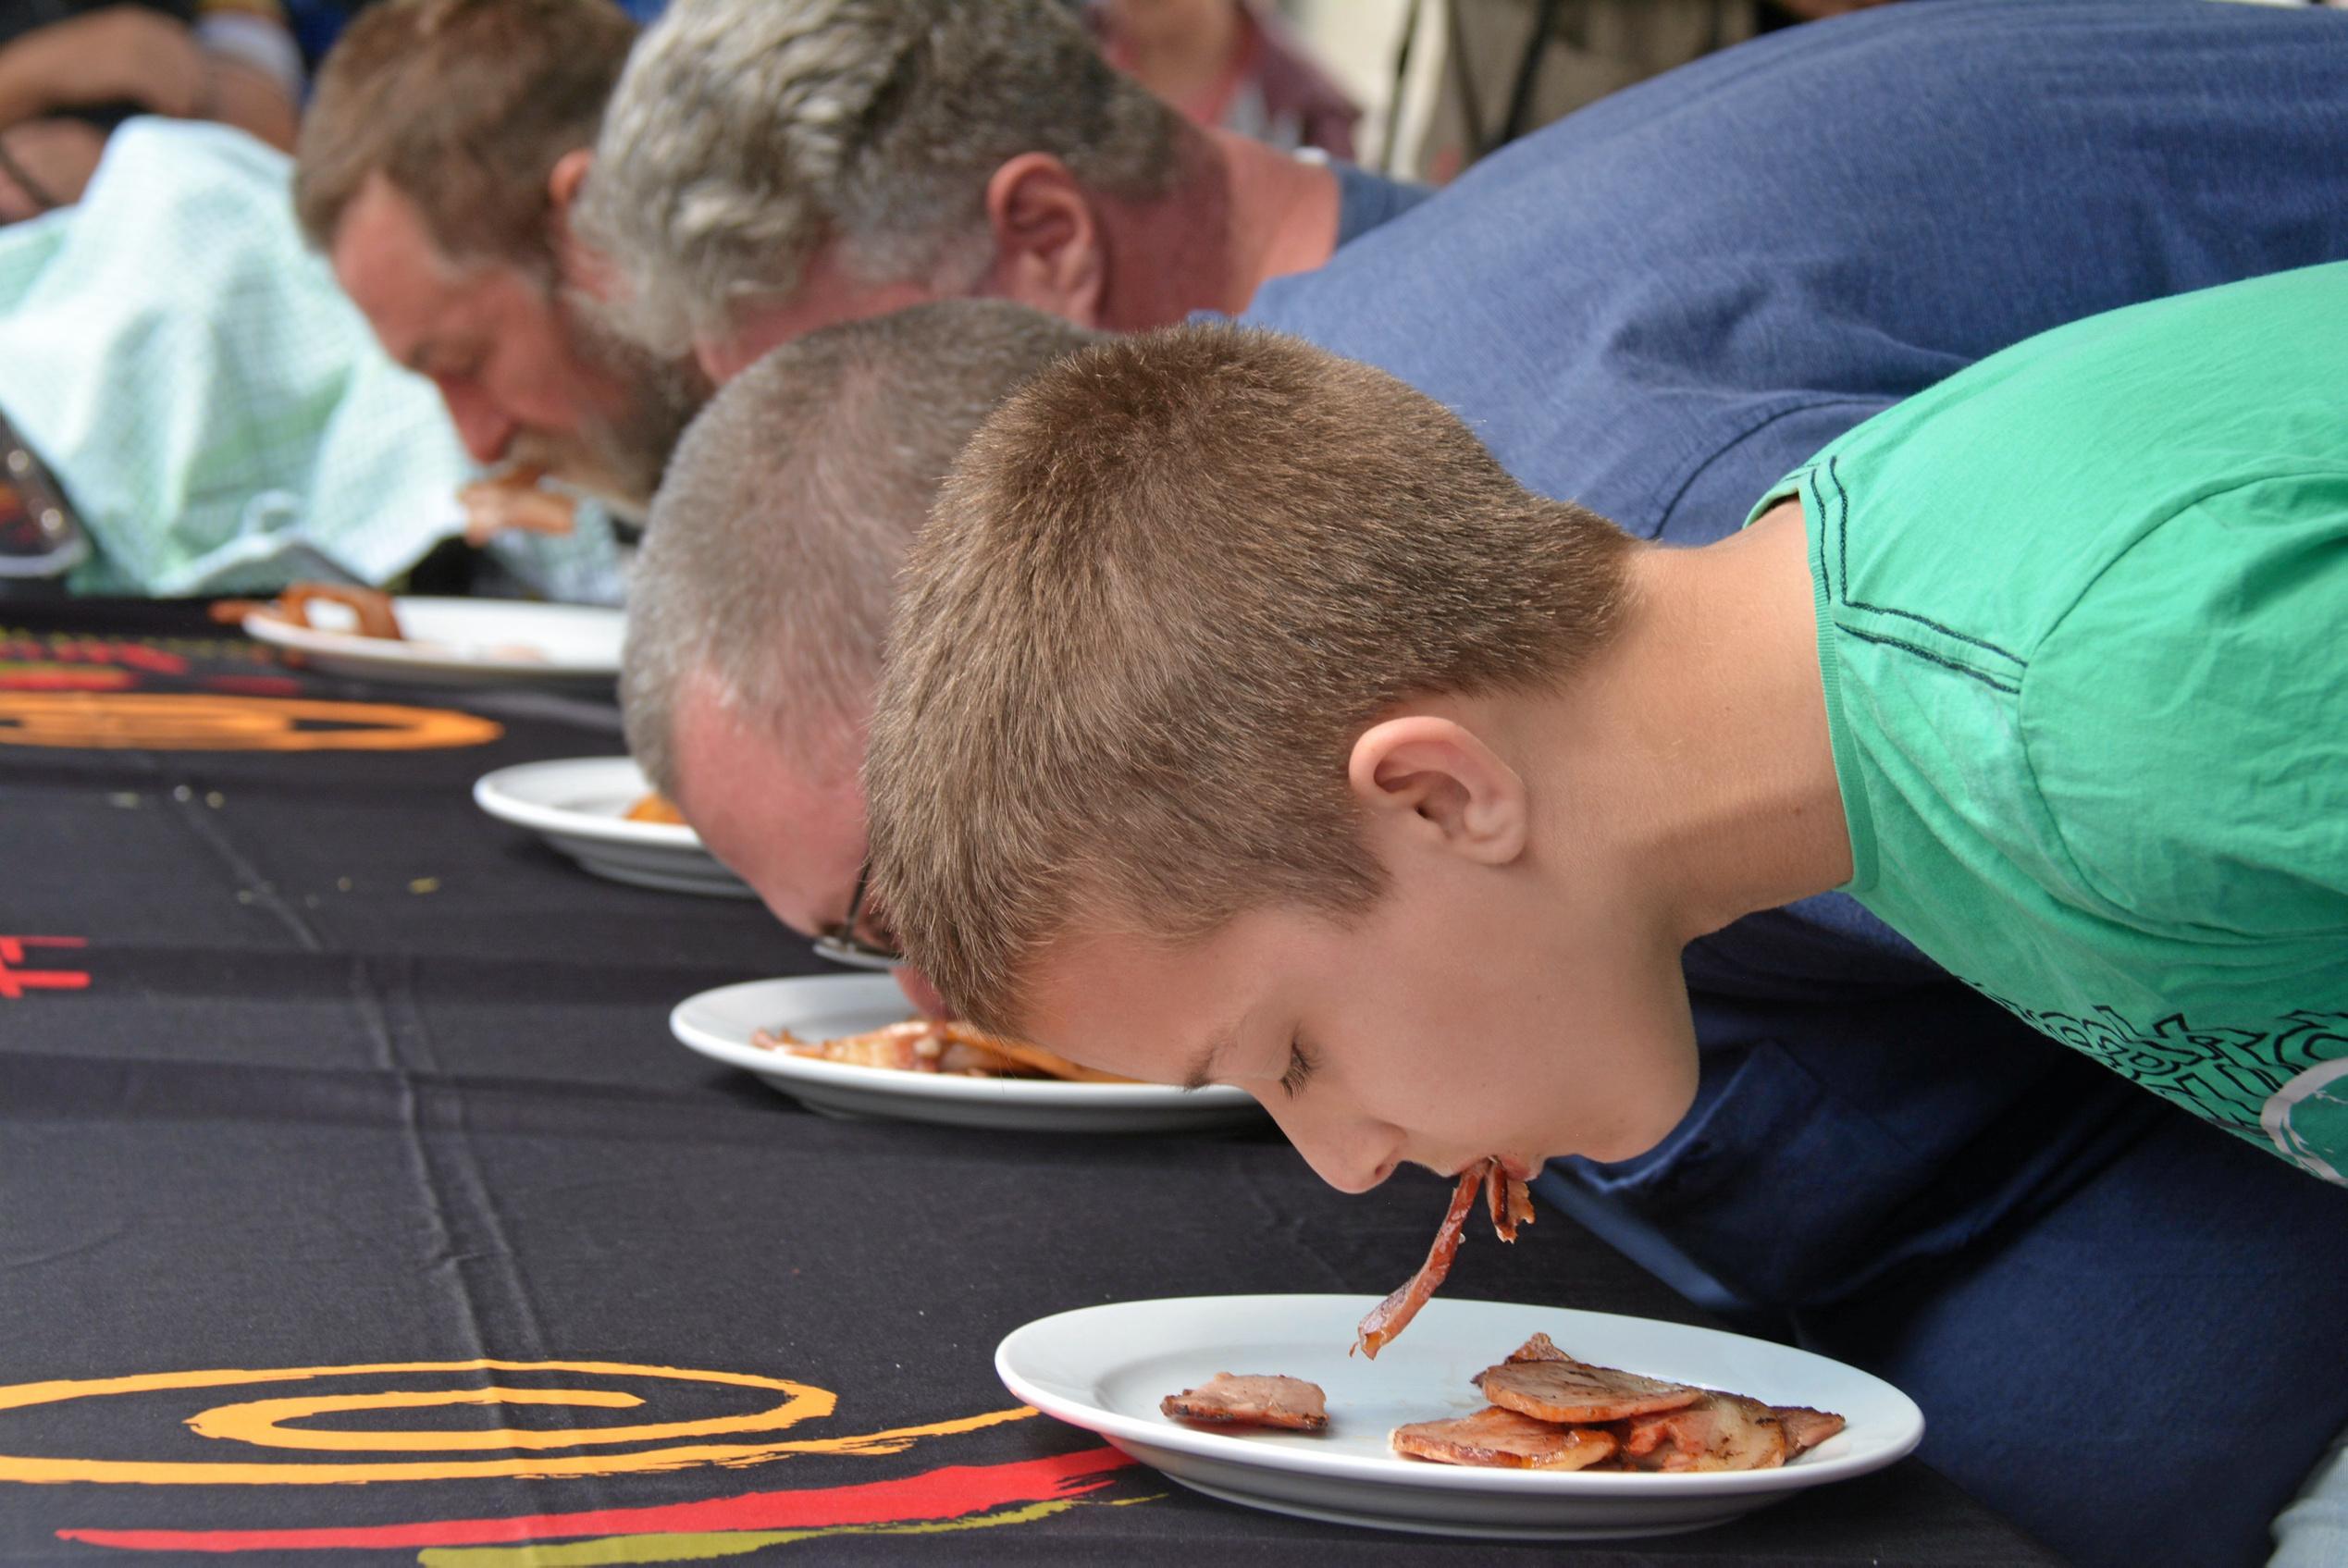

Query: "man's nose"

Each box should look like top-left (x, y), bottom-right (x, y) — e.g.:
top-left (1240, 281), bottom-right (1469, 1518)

top-left (894, 966), bottom-right (949, 1020)
top-left (438, 379), bottom-right (518, 464)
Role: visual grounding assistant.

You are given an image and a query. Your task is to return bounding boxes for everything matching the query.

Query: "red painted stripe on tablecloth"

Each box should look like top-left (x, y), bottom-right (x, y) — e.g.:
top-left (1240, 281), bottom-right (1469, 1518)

top-left (58, 1448), bottom-right (1135, 1552)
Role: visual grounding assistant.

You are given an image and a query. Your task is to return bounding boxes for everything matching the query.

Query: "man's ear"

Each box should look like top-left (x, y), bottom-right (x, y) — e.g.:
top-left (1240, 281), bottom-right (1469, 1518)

top-left (546, 148), bottom-right (594, 225)
top-left (546, 147), bottom-right (624, 297)
top-left (980, 153), bottom-right (1106, 327)
top-left (1347, 716), bottom-right (1527, 865)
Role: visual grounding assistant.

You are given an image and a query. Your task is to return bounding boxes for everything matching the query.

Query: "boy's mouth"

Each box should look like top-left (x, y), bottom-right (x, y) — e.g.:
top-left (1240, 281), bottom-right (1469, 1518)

top-left (1445, 1156), bottom-right (1537, 1182)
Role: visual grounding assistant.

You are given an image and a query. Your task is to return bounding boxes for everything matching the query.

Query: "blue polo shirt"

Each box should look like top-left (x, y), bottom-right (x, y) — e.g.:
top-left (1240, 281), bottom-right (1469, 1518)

top-left (1241, 0), bottom-right (2348, 1126)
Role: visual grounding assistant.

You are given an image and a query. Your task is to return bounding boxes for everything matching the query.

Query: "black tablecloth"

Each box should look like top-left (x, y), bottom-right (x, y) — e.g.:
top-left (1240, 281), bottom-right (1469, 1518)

top-left (0, 601), bottom-right (2061, 1566)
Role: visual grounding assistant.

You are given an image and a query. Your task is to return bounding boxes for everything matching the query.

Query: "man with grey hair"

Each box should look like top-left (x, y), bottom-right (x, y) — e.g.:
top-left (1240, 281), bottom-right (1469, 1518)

top-left (622, 301), bottom-right (1095, 969)
top-left (576, 0), bottom-right (1422, 381)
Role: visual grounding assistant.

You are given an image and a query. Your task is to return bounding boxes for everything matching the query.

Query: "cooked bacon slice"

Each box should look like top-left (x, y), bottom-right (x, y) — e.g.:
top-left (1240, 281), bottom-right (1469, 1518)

top-left (935, 1023), bottom-right (1135, 1084)
top-left (1496, 1332), bottom-right (1570, 1364)
top-left (1477, 1352), bottom-right (1702, 1424)
top-left (624, 792), bottom-right (687, 825)
top-left (750, 1019), bottom-right (1135, 1082)
top-left (1484, 1163), bottom-right (1536, 1241)
top-left (1160, 1373), bottom-right (1328, 1432)
top-left (1608, 1392), bottom-right (1787, 1473)
top-left (1772, 1404), bottom-right (1846, 1460)
top-left (1392, 1406), bottom-right (1616, 1470)
top-left (757, 1019), bottom-right (967, 1072)
top-left (1354, 1166), bottom-right (1482, 1359)
top-left (1353, 1159), bottom-right (1536, 1359)
top-left (216, 582), bottom-right (403, 640)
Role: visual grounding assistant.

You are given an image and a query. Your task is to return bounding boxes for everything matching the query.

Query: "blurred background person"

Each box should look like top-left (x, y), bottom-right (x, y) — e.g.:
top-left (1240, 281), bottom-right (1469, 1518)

top-left (1089, 0), bottom-right (1362, 158)
top-left (0, 0), bottom-right (303, 220)
top-left (0, 117), bottom-right (622, 599)
top-left (281, 0), bottom-right (670, 68)
top-left (1390, 0), bottom-right (1897, 182)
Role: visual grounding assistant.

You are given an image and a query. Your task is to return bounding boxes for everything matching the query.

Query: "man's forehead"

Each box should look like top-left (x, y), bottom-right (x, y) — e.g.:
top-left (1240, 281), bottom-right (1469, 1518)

top-left (329, 178), bottom-right (494, 358)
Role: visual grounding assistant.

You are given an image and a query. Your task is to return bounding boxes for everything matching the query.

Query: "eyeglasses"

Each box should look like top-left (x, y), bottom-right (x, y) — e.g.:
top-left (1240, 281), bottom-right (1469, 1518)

top-left (810, 858), bottom-right (905, 969)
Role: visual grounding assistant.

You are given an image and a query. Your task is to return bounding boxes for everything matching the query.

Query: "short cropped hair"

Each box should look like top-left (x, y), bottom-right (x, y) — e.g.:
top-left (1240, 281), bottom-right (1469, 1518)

top-left (295, 0), bottom-right (636, 266)
top-left (621, 300), bottom-right (1100, 796)
top-left (867, 327), bottom-right (1638, 1033)
top-left (575, 0), bottom-right (1184, 352)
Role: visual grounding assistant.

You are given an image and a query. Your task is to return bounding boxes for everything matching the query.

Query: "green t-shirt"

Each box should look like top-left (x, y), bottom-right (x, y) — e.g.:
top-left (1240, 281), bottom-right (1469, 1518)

top-left (1751, 262), bottom-right (2348, 1183)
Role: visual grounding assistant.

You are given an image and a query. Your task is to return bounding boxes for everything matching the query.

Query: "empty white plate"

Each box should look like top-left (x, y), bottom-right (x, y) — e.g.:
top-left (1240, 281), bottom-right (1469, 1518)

top-left (474, 756), bottom-right (752, 898)
top-left (996, 1293), bottom-right (1923, 1539)
top-left (670, 973), bottom-right (1264, 1133)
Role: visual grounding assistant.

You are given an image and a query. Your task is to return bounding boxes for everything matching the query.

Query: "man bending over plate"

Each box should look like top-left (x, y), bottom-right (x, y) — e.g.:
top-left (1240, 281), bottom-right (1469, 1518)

top-left (572, 0), bottom-right (1428, 385)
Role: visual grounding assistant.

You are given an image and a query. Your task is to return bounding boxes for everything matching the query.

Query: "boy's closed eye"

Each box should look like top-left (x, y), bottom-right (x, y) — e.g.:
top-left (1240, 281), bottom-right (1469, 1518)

top-left (1279, 1036), bottom-right (1319, 1099)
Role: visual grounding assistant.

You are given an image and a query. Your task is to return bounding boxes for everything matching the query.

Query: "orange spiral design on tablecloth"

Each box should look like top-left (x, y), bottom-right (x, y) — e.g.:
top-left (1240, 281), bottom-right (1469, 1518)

top-left (0, 1360), bottom-right (1032, 1485)
top-left (0, 693), bottom-right (500, 751)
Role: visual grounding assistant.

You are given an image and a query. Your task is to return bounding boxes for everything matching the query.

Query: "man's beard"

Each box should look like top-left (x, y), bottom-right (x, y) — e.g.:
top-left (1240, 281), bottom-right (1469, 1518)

top-left (508, 293), bottom-right (710, 519)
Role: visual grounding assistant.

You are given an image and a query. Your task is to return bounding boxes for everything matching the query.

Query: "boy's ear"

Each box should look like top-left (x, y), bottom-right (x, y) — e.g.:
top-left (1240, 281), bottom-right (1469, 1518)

top-left (1347, 716), bottom-right (1527, 866)
top-left (979, 153), bottom-right (1106, 327)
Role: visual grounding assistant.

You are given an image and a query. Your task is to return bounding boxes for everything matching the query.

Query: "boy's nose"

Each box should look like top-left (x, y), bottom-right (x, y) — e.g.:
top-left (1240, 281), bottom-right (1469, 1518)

top-left (1262, 1098), bottom-right (1402, 1194)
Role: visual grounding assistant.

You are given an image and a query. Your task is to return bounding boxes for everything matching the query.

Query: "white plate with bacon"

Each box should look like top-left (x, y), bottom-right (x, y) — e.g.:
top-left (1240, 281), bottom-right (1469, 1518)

top-left (997, 1292), bottom-right (1922, 1539)
top-left (668, 974), bottom-right (1265, 1133)
top-left (474, 757), bottom-right (753, 898)
top-left (238, 592), bottom-right (624, 686)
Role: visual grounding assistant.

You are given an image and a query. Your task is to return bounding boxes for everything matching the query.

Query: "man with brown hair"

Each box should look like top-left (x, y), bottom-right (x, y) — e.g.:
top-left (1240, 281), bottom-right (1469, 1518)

top-left (293, 0), bottom-right (705, 520)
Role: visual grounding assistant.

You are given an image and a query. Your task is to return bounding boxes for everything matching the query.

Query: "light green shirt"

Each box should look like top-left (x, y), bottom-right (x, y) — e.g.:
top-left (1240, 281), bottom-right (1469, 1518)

top-left (1752, 262), bottom-right (2348, 1182)
top-left (0, 119), bottom-right (623, 601)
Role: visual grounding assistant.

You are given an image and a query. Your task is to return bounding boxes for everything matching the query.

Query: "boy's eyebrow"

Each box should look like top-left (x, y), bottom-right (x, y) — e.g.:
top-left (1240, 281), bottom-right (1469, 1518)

top-left (1180, 1020), bottom-right (1241, 1093)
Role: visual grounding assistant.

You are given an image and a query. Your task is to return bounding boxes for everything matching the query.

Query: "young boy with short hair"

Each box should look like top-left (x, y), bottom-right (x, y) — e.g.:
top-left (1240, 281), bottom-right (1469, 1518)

top-left (866, 261), bottom-right (2348, 1187)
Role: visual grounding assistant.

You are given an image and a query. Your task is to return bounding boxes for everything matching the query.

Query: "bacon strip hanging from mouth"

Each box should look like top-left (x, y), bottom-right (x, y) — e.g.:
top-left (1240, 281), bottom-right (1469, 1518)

top-left (1486, 1161), bottom-right (1535, 1241)
top-left (1353, 1158), bottom-right (1535, 1359)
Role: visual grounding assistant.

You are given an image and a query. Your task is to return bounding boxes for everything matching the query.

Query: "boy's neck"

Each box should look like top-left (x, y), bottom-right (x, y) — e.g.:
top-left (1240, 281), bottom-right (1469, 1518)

top-left (1520, 501), bottom-right (1853, 945)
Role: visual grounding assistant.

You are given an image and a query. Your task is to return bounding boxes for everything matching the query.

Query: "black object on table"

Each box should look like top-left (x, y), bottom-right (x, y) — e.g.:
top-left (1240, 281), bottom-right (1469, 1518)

top-left (0, 600), bottom-right (2061, 1565)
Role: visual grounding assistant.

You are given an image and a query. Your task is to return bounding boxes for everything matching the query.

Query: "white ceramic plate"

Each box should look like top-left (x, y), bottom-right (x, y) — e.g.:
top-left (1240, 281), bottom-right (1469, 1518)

top-left (996, 1293), bottom-right (1923, 1540)
top-left (473, 757), bottom-right (752, 898)
top-left (243, 597), bottom-right (624, 685)
top-left (669, 973), bottom-right (1264, 1133)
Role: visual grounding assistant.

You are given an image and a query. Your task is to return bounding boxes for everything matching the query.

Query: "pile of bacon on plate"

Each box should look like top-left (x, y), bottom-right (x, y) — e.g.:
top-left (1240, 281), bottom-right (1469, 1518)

top-left (751, 1019), bottom-right (1133, 1083)
top-left (1162, 1341), bottom-right (1843, 1473)
top-left (1392, 1333), bottom-right (1844, 1472)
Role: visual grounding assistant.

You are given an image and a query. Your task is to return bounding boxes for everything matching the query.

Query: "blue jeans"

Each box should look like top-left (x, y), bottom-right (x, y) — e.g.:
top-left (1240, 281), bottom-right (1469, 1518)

top-left (1539, 975), bottom-right (2348, 1568)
